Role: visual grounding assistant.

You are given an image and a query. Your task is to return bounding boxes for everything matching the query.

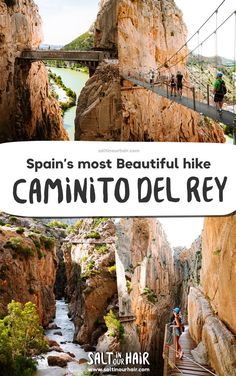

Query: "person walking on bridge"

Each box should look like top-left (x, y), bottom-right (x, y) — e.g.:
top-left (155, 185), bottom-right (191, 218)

top-left (173, 307), bottom-right (184, 359)
top-left (176, 71), bottom-right (183, 98)
top-left (170, 74), bottom-right (177, 97)
top-left (213, 72), bottom-right (227, 116)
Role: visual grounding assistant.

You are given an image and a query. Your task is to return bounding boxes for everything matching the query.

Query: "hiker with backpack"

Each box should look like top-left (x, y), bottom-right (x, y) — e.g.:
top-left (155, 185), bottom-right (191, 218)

top-left (213, 72), bottom-right (227, 115)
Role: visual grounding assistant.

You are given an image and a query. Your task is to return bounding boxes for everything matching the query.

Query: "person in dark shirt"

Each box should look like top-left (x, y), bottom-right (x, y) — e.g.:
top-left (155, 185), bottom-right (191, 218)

top-left (170, 74), bottom-right (177, 97)
top-left (176, 71), bottom-right (183, 98)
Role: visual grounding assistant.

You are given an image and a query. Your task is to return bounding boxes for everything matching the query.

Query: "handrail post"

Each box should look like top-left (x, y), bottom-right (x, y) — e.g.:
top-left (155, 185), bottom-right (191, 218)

top-left (192, 87), bottom-right (196, 111)
top-left (172, 325), bottom-right (176, 365)
top-left (163, 324), bottom-right (169, 376)
top-left (234, 118), bottom-right (236, 145)
top-left (207, 84), bottom-right (210, 105)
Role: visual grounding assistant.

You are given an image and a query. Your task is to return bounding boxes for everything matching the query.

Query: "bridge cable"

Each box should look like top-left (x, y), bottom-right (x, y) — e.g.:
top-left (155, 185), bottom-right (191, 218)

top-left (215, 10), bottom-right (218, 73)
top-left (158, 0), bottom-right (227, 71)
top-left (234, 11), bottom-right (236, 114)
top-left (166, 11), bottom-right (236, 71)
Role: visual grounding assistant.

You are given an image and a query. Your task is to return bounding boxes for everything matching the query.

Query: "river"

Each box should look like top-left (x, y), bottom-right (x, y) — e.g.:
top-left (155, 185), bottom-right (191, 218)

top-left (49, 67), bottom-right (89, 140)
top-left (36, 300), bottom-right (89, 376)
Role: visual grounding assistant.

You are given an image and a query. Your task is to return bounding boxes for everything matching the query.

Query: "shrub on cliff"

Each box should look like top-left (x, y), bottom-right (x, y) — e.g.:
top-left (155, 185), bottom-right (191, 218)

top-left (0, 301), bottom-right (48, 375)
top-left (104, 310), bottom-right (124, 339)
top-left (4, 237), bottom-right (34, 257)
top-left (47, 220), bottom-right (68, 229)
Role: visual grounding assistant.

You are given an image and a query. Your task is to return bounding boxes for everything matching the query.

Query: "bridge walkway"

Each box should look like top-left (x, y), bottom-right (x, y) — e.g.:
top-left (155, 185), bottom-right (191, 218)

top-left (123, 76), bottom-right (235, 128)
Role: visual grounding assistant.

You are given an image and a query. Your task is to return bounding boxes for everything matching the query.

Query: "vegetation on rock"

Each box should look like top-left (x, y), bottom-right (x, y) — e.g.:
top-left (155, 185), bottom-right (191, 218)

top-left (4, 237), bottom-right (34, 257)
top-left (143, 287), bottom-right (157, 303)
top-left (104, 310), bottom-right (124, 339)
top-left (0, 301), bottom-right (48, 376)
top-left (63, 31), bottom-right (94, 51)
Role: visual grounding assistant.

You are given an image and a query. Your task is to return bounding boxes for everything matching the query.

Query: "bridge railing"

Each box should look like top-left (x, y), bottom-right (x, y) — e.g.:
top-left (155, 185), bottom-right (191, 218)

top-left (163, 323), bottom-right (176, 376)
top-left (162, 323), bottom-right (217, 376)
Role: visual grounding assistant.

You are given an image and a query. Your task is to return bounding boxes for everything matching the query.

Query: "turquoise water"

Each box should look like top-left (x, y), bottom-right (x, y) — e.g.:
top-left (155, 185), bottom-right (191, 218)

top-left (49, 67), bottom-right (89, 140)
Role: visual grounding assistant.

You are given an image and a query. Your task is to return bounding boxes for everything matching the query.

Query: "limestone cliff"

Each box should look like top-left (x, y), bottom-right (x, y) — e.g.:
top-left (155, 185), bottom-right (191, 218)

top-left (174, 237), bottom-right (202, 316)
top-left (118, 0), bottom-right (187, 77)
top-left (75, 62), bottom-right (122, 141)
top-left (63, 219), bottom-right (118, 347)
top-left (0, 0), bottom-right (68, 141)
top-left (0, 215), bottom-right (57, 326)
top-left (116, 218), bottom-right (175, 374)
top-left (188, 215), bottom-right (236, 376)
top-left (95, 0), bottom-right (118, 50)
top-left (75, 0), bottom-right (225, 143)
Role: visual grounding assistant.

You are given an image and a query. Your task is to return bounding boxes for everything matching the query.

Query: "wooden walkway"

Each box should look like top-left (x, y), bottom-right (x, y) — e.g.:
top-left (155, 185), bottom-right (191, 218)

top-left (169, 328), bottom-right (214, 376)
top-left (123, 76), bottom-right (236, 128)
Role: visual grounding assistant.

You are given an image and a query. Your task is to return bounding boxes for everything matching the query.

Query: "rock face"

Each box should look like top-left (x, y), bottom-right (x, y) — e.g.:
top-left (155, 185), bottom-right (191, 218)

top-left (0, 0), bottom-right (68, 141)
top-left (63, 219), bottom-right (118, 346)
top-left (121, 87), bottom-right (225, 142)
top-left (116, 218), bottom-right (175, 374)
top-left (174, 237), bottom-right (202, 316)
top-left (0, 220), bottom-right (57, 326)
top-left (75, 62), bottom-right (122, 141)
top-left (95, 0), bottom-right (118, 50)
top-left (188, 287), bottom-right (236, 376)
top-left (201, 215), bottom-right (236, 334)
top-left (188, 215), bottom-right (236, 375)
top-left (118, 0), bottom-right (187, 77)
top-left (75, 0), bottom-right (225, 143)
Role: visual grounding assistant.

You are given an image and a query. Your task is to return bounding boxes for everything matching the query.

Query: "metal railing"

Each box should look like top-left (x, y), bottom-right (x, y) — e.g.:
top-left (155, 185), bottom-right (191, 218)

top-left (162, 323), bottom-right (217, 376)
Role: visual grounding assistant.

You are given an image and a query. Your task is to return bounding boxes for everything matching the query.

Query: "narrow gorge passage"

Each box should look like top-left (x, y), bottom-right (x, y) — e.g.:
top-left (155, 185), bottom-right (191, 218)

top-left (47, 66), bottom-right (89, 140)
top-left (36, 300), bottom-right (89, 376)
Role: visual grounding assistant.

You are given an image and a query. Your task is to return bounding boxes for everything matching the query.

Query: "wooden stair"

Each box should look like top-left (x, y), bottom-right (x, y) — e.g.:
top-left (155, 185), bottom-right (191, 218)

top-left (169, 327), bottom-right (214, 375)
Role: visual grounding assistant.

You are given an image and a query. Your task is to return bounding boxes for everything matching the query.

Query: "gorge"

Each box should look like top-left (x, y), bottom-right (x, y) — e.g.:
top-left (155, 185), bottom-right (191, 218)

top-left (0, 0), bottom-right (235, 375)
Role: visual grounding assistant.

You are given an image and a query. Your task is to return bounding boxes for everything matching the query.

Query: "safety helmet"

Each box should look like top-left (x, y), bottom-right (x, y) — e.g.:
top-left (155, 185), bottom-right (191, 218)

top-left (173, 307), bottom-right (180, 314)
top-left (217, 72), bottom-right (223, 78)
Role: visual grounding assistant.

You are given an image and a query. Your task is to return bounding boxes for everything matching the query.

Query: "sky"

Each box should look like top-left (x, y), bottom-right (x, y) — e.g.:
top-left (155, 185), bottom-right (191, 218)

top-left (34, 0), bottom-right (99, 45)
top-left (35, 0), bottom-right (235, 59)
top-left (159, 218), bottom-right (204, 248)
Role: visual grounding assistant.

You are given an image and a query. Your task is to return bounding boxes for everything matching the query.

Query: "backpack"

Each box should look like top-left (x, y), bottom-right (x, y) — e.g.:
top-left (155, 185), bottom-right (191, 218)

top-left (217, 80), bottom-right (227, 95)
top-left (221, 81), bottom-right (227, 95)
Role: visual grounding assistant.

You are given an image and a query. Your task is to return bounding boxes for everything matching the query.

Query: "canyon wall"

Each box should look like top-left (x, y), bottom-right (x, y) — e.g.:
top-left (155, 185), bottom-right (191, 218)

top-left (75, 0), bottom-right (225, 143)
top-left (188, 215), bottom-right (236, 375)
top-left (95, 0), bottom-right (118, 50)
top-left (75, 62), bottom-right (122, 141)
top-left (0, 0), bottom-right (68, 141)
top-left (63, 219), bottom-right (118, 348)
top-left (116, 218), bottom-right (175, 374)
top-left (174, 237), bottom-right (202, 316)
top-left (0, 215), bottom-right (57, 326)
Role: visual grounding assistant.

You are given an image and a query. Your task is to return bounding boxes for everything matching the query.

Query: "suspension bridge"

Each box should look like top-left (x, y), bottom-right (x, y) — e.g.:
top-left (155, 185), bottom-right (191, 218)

top-left (122, 0), bottom-right (236, 140)
top-left (163, 324), bottom-right (216, 376)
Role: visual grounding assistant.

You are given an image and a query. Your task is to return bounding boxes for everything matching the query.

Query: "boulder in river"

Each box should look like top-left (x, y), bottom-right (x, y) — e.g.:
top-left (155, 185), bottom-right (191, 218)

top-left (47, 323), bottom-right (61, 330)
top-left (53, 331), bottom-right (63, 336)
top-left (48, 354), bottom-right (74, 367)
top-left (79, 358), bottom-right (88, 364)
top-left (47, 339), bottom-right (61, 347)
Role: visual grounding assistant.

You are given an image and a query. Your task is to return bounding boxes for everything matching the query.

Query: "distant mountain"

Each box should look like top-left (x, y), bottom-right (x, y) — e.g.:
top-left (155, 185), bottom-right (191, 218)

top-left (189, 53), bottom-right (235, 67)
top-left (63, 31), bottom-right (94, 51)
top-left (39, 44), bottom-right (63, 50)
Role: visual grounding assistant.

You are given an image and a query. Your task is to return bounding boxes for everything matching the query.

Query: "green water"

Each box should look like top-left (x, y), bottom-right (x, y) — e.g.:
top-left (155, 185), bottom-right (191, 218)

top-left (49, 67), bottom-right (89, 140)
